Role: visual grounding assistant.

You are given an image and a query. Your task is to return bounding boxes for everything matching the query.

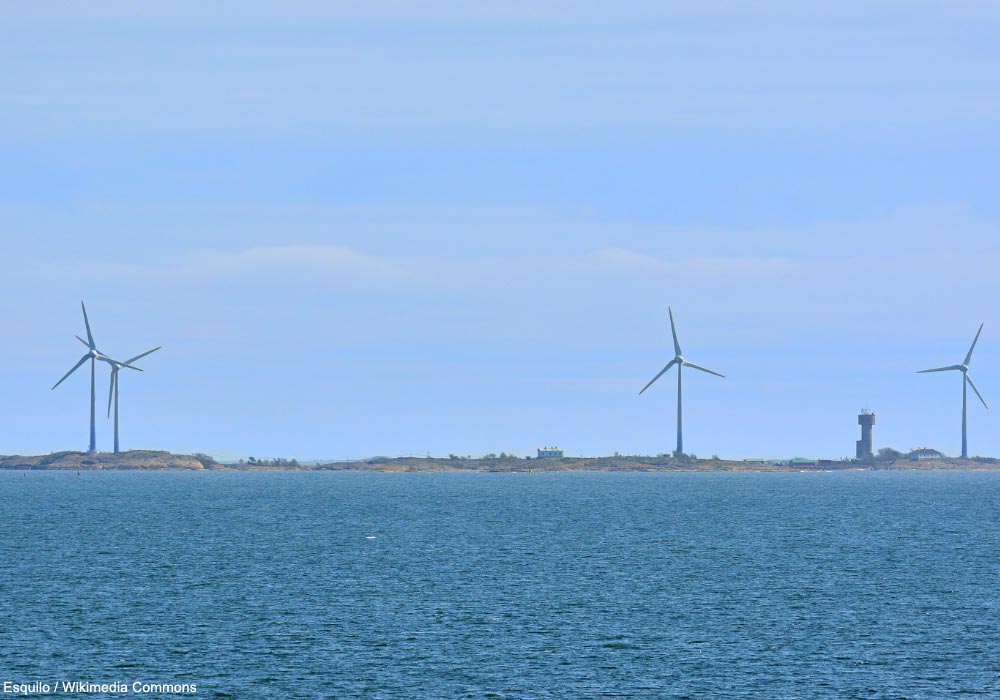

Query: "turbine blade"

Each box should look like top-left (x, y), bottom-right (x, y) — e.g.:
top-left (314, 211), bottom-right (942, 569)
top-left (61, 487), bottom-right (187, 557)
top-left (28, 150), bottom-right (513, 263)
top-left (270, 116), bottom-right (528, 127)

top-left (964, 323), bottom-right (984, 366)
top-left (916, 365), bottom-right (963, 374)
top-left (125, 346), bottom-right (161, 365)
top-left (966, 374), bottom-right (989, 410)
top-left (639, 359), bottom-right (678, 395)
top-left (681, 360), bottom-right (725, 378)
top-left (81, 301), bottom-right (95, 349)
top-left (52, 354), bottom-right (90, 390)
top-left (75, 335), bottom-right (91, 349)
top-left (107, 370), bottom-right (117, 418)
top-left (668, 307), bottom-right (682, 357)
top-left (120, 361), bottom-right (144, 372)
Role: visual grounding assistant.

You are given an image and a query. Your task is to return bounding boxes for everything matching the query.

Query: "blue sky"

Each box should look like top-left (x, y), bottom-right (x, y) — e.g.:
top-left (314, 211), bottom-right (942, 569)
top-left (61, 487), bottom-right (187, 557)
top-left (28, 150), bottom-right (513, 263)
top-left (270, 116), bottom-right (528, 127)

top-left (2, 1), bottom-right (999, 460)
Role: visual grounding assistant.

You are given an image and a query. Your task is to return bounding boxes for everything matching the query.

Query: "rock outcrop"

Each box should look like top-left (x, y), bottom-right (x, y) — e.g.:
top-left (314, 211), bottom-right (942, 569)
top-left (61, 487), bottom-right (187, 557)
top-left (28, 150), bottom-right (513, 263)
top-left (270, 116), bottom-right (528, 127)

top-left (0, 450), bottom-right (217, 470)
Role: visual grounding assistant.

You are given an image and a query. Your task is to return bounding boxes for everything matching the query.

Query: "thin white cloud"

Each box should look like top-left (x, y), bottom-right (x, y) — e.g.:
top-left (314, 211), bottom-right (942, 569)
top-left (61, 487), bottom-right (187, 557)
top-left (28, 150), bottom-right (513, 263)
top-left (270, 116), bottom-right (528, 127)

top-left (33, 243), bottom-right (432, 289)
top-left (173, 243), bottom-right (809, 286)
top-left (580, 248), bottom-right (804, 276)
top-left (186, 244), bottom-right (413, 279)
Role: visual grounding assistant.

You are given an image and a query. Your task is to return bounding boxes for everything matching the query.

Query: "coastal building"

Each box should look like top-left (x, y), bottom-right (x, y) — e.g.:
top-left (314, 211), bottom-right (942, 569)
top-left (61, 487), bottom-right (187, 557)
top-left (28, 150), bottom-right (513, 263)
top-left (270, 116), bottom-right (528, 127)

top-left (856, 410), bottom-right (875, 460)
top-left (537, 447), bottom-right (564, 458)
top-left (909, 448), bottom-right (944, 461)
top-left (818, 459), bottom-right (851, 468)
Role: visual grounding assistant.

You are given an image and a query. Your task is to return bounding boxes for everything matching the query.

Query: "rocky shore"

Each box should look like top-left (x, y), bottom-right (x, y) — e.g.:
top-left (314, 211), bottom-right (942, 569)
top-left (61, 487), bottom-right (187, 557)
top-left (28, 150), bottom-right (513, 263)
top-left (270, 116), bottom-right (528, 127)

top-left (0, 450), bottom-right (217, 470)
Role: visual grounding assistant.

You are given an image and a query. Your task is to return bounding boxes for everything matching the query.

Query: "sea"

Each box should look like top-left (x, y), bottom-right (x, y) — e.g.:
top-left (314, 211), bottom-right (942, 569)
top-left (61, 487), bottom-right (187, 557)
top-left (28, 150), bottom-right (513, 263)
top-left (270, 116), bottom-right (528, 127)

top-left (0, 470), bottom-right (998, 699)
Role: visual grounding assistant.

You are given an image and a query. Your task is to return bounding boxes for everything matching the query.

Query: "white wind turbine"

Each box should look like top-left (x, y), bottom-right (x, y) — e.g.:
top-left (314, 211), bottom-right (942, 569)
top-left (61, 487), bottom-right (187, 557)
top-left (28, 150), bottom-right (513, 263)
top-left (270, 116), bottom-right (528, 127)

top-left (51, 302), bottom-right (142, 453)
top-left (917, 323), bottom-right (989, 459)
top-left (640, 307), bottom-right (724, 456)
top-left (107, 346), bottom-right (162, 454)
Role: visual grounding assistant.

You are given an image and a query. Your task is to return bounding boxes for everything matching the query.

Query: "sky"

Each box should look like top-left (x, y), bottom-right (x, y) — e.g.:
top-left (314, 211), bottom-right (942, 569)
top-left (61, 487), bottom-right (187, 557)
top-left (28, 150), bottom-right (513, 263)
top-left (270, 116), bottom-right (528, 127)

top-left (2, 1), bottom-right (999, 461)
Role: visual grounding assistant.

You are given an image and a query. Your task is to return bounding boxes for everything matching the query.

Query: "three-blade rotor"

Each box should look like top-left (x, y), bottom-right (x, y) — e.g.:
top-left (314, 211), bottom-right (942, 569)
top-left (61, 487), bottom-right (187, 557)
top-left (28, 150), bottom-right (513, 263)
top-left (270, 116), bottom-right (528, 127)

top-left (52, 302), bottom-right (148, 389)
top-left (916, 323), bottom-right (989, 410)
top-left (52, 303), bottom-right (105, 390)
top-left (107, 346), bottom-right (161, 417)
top-left (640, 307), bottom-right (725, 395)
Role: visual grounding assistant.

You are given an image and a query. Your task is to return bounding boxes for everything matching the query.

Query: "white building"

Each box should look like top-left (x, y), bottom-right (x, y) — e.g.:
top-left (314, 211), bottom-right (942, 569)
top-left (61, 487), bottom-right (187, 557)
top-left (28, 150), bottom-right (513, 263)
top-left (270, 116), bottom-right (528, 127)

top-left (537, 447), bottom-right (564, 458)
top-left (909, 448), bottom-right (944, 461)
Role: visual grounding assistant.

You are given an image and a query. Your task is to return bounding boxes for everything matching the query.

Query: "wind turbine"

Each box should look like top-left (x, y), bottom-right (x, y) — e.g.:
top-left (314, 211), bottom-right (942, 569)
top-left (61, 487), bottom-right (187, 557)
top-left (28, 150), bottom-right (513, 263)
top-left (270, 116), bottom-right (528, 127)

top-left (639, 307), bottom-right (724, 456)
top-left (917, 323), bottom-right (989, 459)
top-left (106, 346), bottom-right (161, 454)
top-left (51, 302), bottom-right (141, 453)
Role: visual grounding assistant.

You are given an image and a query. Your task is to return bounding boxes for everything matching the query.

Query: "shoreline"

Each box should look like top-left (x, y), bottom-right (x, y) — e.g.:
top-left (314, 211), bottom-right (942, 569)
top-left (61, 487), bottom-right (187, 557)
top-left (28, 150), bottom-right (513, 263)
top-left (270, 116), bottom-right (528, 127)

top-left (5, 467), bottom-right (1000, 474)
top-left (2, 450), bottom-right (999, 473)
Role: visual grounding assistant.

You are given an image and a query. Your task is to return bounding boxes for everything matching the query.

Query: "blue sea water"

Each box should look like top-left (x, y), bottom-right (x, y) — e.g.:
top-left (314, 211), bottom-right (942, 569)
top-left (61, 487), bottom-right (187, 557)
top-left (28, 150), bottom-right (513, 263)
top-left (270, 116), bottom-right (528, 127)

top-left (0, 470), bottom-right (998, 699)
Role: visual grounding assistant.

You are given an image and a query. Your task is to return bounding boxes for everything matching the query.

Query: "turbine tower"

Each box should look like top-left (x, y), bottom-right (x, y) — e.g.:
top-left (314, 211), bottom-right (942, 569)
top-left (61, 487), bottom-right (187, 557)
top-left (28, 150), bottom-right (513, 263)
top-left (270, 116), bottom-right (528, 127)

top-left (107, 347), bottom-right (161, 454)
top-left (917, 323), bottom-right (989, 459)
top-left (51, 302), bottom-right (141, 453)
top-left (639, 307), bottom-right (724, 456)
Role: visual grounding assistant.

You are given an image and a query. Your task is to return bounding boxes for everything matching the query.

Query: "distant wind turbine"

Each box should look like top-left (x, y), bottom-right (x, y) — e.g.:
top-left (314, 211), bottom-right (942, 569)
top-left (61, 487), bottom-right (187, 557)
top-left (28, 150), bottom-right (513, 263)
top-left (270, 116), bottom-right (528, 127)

top-left (51, 302), bottom-right (142, 453)
top-left (107, 346), bottom-right (161, 454)
top-left (640, 307), bottom-right (724, 456)
top-left (917, 323), bottom-right (989, 459)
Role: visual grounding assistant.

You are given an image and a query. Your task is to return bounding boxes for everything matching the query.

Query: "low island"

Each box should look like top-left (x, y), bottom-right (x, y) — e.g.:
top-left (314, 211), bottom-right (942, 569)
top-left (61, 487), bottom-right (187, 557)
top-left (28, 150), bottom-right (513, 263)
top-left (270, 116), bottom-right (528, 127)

top-left (1, 451), bottom-right (998, 471)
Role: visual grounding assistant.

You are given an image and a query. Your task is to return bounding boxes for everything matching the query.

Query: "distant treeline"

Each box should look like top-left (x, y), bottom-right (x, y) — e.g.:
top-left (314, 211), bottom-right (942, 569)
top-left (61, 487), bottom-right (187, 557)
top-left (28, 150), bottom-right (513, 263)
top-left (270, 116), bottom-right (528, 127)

top-left (241, 457), bottom-right (301, 467)
top-left (444, 453), bottom-right (524, 460)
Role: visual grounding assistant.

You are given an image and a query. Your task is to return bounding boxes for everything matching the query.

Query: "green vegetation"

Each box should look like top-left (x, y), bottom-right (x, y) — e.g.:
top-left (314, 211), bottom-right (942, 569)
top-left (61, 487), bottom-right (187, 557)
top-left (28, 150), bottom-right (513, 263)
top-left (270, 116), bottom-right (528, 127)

top-left (242, 456), bottom-right (300, 467)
